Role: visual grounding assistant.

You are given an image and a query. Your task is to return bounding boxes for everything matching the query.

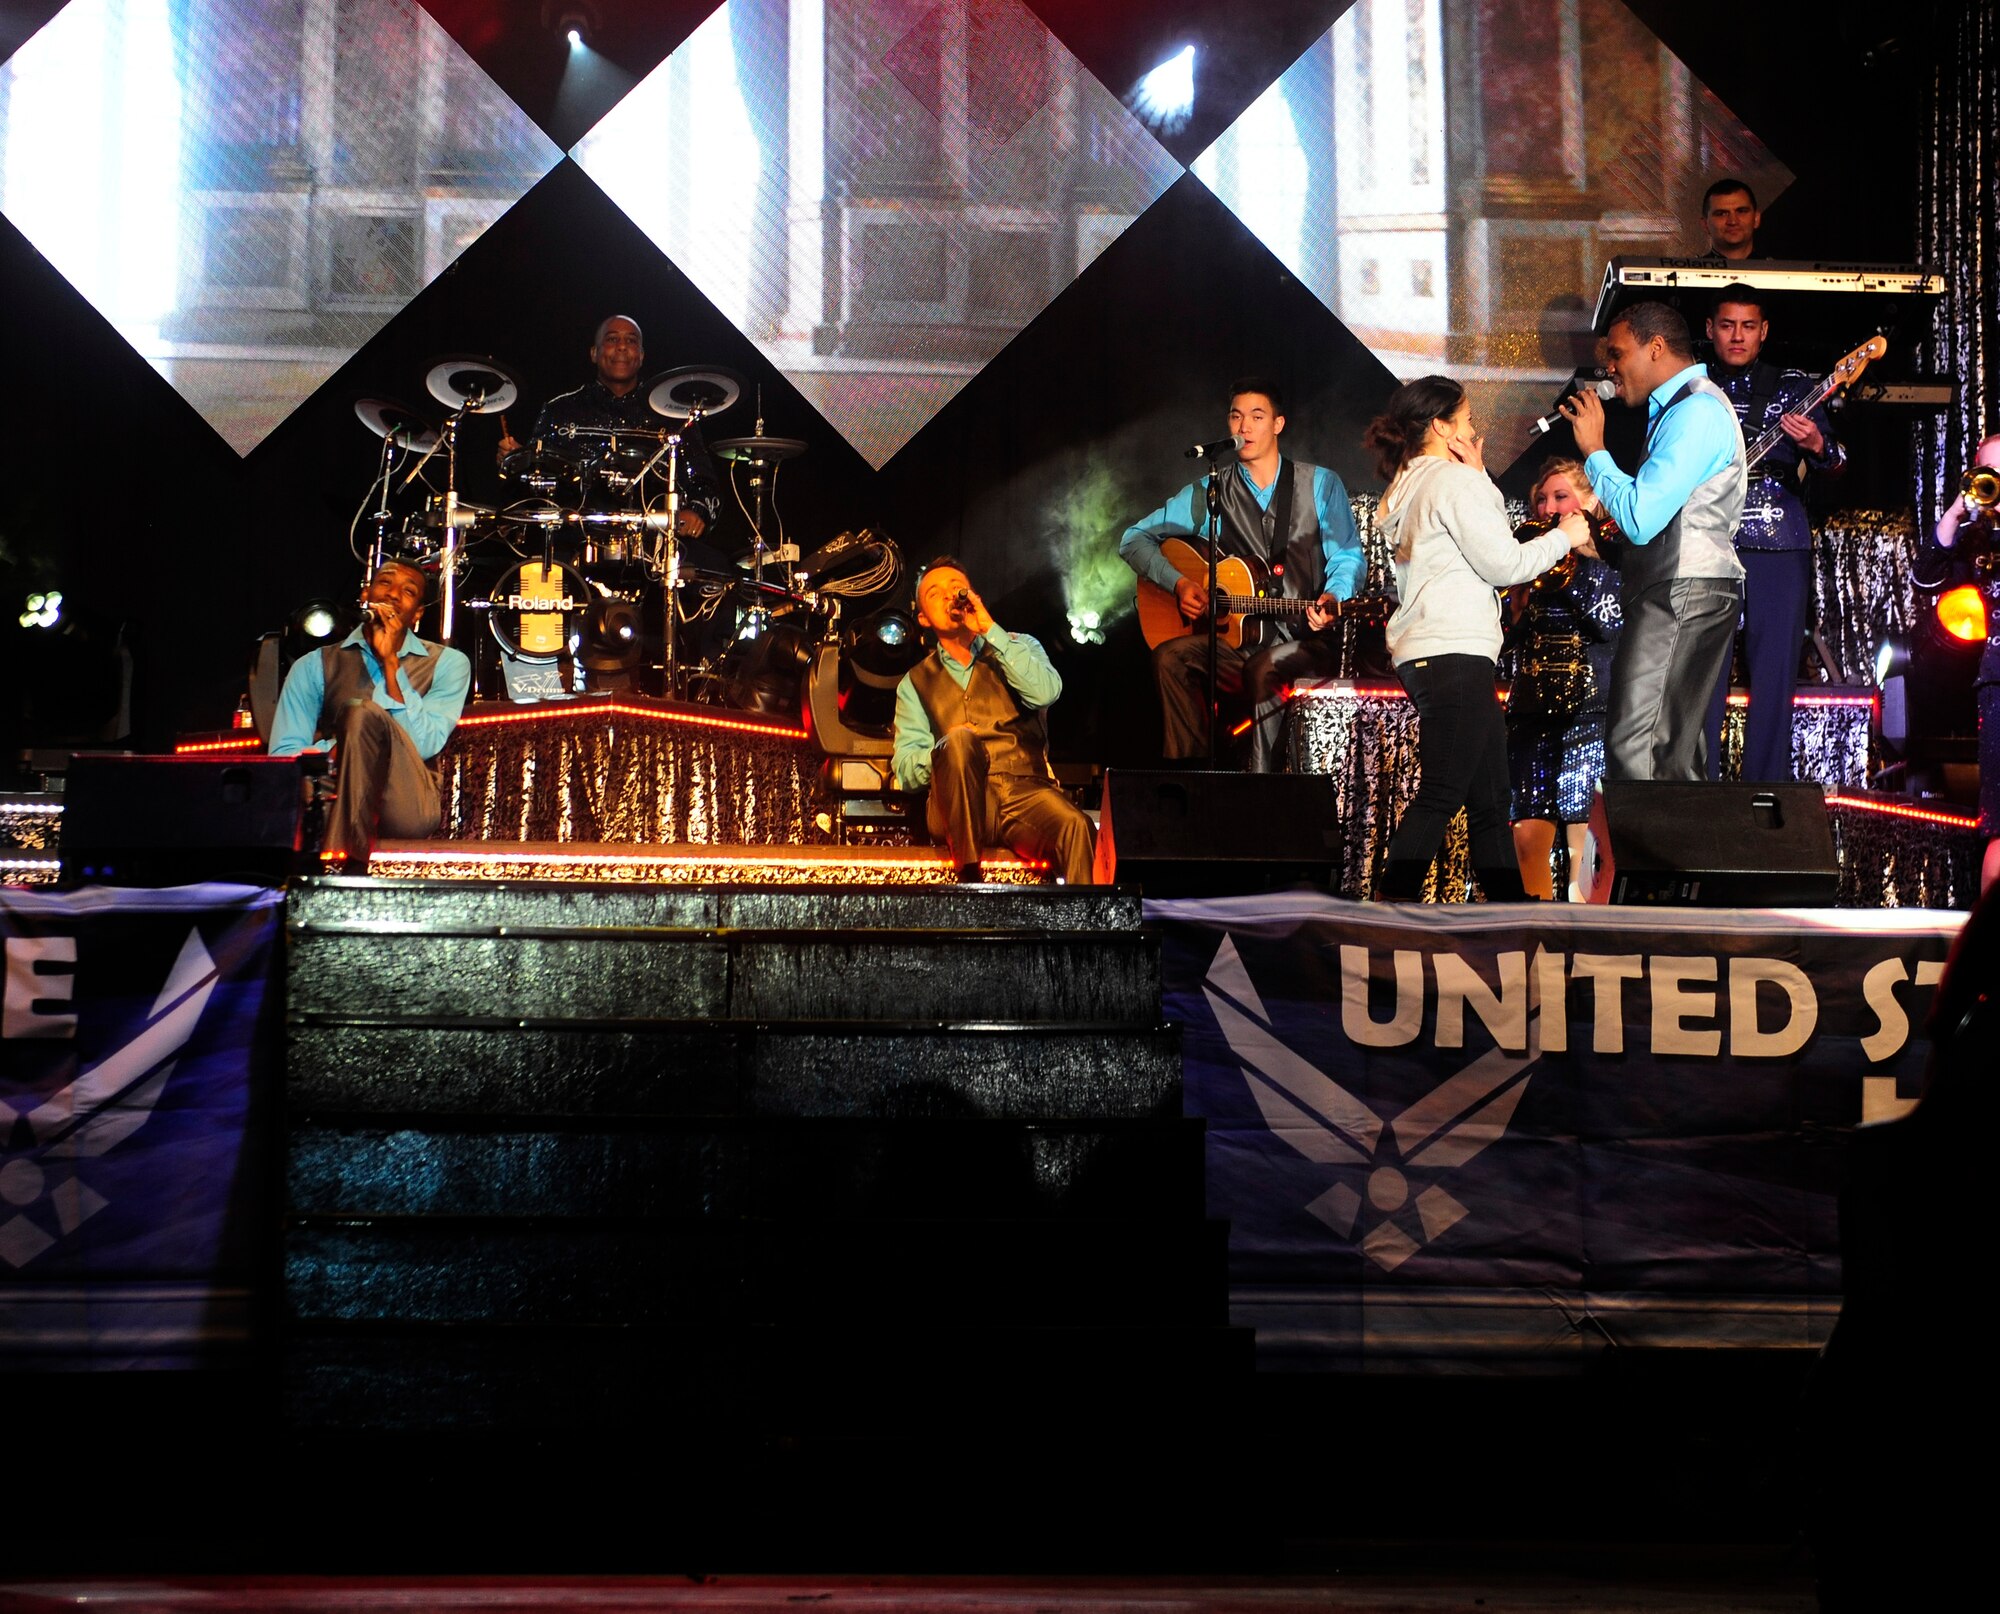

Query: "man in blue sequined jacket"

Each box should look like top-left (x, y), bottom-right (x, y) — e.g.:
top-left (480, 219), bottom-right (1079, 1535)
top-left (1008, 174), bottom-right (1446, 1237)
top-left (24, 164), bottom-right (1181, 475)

top-left (1701, 285), bottom-right (1847, 782)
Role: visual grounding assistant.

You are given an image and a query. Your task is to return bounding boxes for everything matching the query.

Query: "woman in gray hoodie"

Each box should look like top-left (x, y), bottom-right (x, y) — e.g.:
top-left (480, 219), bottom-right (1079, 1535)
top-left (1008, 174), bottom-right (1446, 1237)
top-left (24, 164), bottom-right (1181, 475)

top-left (1368, 376), bottom-right (1592, 901)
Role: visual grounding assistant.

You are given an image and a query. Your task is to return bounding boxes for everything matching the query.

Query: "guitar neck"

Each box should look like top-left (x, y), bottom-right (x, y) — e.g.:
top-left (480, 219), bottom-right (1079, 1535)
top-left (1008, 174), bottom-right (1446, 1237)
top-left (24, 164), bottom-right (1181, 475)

top-left (1744, 372), bottom-right (1843, 471)
top-left (1215, 594), bottom-right (1313, 614)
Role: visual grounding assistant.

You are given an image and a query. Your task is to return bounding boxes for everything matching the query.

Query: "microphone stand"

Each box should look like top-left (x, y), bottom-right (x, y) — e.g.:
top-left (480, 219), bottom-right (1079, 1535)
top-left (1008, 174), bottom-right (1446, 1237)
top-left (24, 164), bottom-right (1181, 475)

top-left (1204, 460), bottom-right (1224, 763)
top-left (365, 430), bottom-right (401, 577)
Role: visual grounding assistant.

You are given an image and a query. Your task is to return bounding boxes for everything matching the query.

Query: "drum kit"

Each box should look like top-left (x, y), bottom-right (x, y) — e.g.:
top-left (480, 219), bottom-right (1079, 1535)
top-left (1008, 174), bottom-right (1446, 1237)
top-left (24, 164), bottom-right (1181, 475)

top-left (352, 353), bottom-right (876, 707)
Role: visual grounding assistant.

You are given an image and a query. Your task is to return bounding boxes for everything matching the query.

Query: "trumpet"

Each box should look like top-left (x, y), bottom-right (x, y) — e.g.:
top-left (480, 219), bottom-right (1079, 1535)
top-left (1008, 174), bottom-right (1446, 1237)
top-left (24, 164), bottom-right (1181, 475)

top-left (1513, 506), bottom-right (1620, 591)
top-left (1963, 465), bottom-right (2000, 511)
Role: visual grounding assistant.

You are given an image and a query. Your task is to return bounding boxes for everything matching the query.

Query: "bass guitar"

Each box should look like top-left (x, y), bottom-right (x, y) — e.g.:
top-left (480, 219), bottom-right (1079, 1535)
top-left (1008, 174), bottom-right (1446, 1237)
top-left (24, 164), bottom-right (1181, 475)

top-left (1134, 535), bottom-right (1390, 652)
top-left (1744, 335), bottom-right (1886, 473)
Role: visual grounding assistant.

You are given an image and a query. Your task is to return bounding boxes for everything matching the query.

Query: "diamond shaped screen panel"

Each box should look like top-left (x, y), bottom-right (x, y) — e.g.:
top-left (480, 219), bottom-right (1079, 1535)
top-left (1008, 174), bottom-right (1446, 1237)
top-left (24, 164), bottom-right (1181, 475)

top-left (573, 0), bottom-right (1184, 469)
top-left (1191, 0), bottom-right (1794, 459)
top-left (0, 0), bottom-right (562, 455)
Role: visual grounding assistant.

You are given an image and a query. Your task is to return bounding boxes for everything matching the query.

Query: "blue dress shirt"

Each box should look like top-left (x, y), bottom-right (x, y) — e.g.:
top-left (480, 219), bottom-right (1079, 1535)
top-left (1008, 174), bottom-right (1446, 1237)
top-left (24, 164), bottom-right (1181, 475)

top-left (1584, 362), bottom-right (1742, 544)
top-left (891, 627), bottom-right (1062, 790)
top-left (1119, 461), bottom-right (1365, 599)
top-left (269, 629), bottom-right (472, 761)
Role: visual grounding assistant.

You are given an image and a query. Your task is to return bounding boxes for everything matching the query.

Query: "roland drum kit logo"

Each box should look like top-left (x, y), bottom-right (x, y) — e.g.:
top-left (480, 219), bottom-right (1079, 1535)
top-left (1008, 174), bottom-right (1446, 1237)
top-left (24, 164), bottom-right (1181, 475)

top-left (506, 588), bottom-right (579, 614)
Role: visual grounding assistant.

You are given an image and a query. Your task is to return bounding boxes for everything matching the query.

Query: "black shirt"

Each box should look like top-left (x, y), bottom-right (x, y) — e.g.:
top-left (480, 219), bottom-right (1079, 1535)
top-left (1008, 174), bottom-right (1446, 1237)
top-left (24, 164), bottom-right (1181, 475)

top-left (529, 379), bottom-right (723, 531)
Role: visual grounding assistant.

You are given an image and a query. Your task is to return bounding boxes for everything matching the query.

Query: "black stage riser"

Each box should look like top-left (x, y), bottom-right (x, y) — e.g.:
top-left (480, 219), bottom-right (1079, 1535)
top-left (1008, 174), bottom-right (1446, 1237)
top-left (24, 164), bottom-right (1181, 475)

top-left (282, 879), bottom-right (1239, 1446)
top-left (289, 1023), bottom-right (1181, 1118)
top-left (291, 931), bottom-right (1161, 1023)
top-left (288, 1120), bottom-right (1207, 1220)
top-left (285, 1221), bottom-right (1228, 1328)
top-left (284, 1327), bottom-right (1255, 1435)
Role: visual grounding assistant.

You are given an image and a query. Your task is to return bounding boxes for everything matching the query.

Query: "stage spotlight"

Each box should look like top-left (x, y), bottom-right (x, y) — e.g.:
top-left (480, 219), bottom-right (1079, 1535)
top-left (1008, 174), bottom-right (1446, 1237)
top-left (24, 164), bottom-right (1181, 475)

top-left (832, 607), bottom-right (929, 733)
top-left (20, 591), bottom-right (62, 629)
top-left (1936, 584), bottom-right (1987, 644)
top-left (1874, 637), bottom-right (1907, 686)
top-left (546, 1), bottom-right (599, 48)
top-left (1067, 608), bottom-right (1105, 646)
top-left (1129, 45), bottom-right (1196, 135)
top-left (578, 592), bottom-right (642, 683)
top-left (847, 608), bottom-right (926, 684)
top-left (720, 621), bottom-right (814, 716)
top-left (244, 598), bottom-right (357, 741)
top-left (295, 602), bottom-right (341, 643)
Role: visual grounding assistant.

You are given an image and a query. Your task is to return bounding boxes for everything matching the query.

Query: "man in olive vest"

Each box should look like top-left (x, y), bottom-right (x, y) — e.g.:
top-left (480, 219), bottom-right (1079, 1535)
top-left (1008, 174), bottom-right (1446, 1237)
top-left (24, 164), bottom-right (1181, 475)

top-left (269, 559), bottom-right (473, 868)
top-left (1119, 376), bottom-right (1365, 769)
top-left (890, 559), bottom-right (1094, 884)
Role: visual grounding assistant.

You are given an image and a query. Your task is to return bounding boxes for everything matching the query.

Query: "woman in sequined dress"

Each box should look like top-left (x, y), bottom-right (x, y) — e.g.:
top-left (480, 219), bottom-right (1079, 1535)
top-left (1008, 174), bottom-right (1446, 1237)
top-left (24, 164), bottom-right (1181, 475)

top-left (1507, 459), bottom-right (1623, 900)
top-left (1932, 430), bottom-right (2000, 893)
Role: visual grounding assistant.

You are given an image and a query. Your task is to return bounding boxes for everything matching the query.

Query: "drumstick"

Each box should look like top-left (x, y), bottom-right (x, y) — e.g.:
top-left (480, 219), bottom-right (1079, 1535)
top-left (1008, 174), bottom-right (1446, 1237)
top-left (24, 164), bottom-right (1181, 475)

top-left (500, 413), bottom-right (511, 442)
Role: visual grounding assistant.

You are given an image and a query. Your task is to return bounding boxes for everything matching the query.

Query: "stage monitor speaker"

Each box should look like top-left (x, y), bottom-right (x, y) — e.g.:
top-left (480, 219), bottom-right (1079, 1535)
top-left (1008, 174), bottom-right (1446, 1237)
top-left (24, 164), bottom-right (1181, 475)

top-left (60, 754), bottom-right (307, 888)
top-left (1094, 770), bottom-right (1340, 895)
top-left (1584, 781), bottom-right (1838, 906)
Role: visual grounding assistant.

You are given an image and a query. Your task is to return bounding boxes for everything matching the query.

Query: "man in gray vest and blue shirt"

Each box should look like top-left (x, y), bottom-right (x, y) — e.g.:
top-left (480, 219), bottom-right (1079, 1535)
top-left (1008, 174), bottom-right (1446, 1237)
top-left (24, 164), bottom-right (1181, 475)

top-left (1560, 301), bottom-right (1748, 780)
top-left (270, 559), bottom-right (473, 869)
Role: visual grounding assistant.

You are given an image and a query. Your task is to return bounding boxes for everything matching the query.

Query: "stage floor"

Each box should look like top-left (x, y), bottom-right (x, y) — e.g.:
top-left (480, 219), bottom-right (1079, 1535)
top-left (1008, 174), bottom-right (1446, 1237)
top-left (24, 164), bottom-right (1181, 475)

top-left (0, 1572), bottom-right (1818, 1612)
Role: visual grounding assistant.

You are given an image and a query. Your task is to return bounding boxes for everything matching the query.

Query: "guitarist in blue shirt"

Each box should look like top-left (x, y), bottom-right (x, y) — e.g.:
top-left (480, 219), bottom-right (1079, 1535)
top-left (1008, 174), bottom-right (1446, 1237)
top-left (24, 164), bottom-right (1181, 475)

top-left (1699, 286), bottom-right (1850, 782)
top-left (1118, 377), bottom-right (1365, 770)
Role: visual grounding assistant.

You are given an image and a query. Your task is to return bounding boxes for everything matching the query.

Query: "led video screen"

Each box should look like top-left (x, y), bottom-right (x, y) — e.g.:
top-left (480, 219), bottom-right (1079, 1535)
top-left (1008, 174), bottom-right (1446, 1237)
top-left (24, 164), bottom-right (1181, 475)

top-left (1192, 0), bottom-right (1793, 464)
top-left (573, 0), bottom-right (1183, 470)
top-left (0, 0), bottom-right (561, 454)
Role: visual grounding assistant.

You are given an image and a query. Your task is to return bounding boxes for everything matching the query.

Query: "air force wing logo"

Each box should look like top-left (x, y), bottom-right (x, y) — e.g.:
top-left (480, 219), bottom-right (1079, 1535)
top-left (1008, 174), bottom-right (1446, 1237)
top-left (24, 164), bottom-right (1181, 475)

top-left (0, 928), bottom-right (221, 1268)
top-left (1202, 935), bottom-right (1542, 1271)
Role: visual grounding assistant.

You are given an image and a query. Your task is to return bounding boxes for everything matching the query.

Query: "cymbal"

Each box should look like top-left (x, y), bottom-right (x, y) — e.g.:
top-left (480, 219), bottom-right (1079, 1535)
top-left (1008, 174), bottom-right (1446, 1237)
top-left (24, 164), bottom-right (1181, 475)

top-left (647, 365), bottom-right (743, 420)
top-left (424, 354), bottom-right (521, 414)
top-left (710, 434), bottom-right (808, 465)
top-left (353, 397), bottom-right (440, 451)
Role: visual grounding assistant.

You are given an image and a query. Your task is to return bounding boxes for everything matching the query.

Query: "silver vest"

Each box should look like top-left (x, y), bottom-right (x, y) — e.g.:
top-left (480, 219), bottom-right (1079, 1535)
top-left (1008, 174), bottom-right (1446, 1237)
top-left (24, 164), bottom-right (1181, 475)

top-left (1622, 375), bottom-right (1746, 590)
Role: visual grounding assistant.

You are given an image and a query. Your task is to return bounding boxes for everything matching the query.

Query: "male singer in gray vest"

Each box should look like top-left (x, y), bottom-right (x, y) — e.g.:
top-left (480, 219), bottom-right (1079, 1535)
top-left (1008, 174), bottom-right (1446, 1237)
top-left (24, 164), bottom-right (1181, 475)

top-left (269, 559), bottom-right (473, 868)
top-left (1119, 377), bottom-right (1365, 770)
top-left (1560, 301), bottom-right (1747, 780)
top-left (891, 558), bottom-right (1095, 885)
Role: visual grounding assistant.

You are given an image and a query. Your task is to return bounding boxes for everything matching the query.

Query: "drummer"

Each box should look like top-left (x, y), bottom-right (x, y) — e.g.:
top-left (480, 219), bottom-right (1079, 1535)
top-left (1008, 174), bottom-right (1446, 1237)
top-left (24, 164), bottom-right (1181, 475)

top-left (498, 314), bottom-right (722, 538)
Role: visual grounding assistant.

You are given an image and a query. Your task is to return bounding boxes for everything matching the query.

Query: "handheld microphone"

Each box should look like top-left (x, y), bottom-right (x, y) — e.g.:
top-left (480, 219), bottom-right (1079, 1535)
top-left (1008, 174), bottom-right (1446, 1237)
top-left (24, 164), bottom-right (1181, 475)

top-left (1186, 434), bottom-right (1245, 460)
top-left (1531, 377), bottom-right (1617, 436)
top-left (950, 589), bottom-right (972, 614)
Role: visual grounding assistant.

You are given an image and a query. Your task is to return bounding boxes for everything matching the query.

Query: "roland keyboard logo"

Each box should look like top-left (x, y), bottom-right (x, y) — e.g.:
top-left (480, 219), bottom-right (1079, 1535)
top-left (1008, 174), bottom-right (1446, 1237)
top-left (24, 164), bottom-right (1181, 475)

top-left (507, 592), bottom-right (578, 613)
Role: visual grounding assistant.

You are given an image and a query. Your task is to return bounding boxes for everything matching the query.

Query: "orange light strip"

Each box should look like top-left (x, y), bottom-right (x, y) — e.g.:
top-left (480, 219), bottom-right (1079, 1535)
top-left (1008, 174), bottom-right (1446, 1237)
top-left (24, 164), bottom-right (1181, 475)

top-left (356, 847), bottom-right (1050, 874)
top-left (1291, 684), bottom-right (1407, 700)
top-left (1826, 792), bottom-right (1981, 828)
top-left (1292, 685), bottom-right (1875, 709)
top-left (173, 736), bottom-right (265, 754)
top-left (454, 701), bottom-right (809, 741)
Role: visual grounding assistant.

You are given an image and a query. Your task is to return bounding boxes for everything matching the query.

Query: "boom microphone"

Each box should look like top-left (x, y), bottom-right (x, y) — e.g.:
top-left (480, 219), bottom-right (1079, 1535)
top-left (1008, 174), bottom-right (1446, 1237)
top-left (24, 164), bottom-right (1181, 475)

top-left (1530, 377), bottom-right (1617, 436)
top-left (1185, 434), bottom-right (1245, 460)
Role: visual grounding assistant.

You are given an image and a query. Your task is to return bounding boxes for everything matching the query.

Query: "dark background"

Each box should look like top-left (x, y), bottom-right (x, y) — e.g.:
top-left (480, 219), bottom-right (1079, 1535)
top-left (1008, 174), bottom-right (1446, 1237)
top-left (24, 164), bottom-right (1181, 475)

top-left (0, 0), bottom-right (1941, 761)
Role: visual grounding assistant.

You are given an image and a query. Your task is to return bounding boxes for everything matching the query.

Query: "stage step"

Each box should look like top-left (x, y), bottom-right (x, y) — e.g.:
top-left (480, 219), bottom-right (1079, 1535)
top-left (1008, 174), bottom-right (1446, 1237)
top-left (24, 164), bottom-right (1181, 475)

top-left (290, 876), bottom-right (1141, 933)
top-left (291, 926), bottom-right (1158, 1023)
top-left (287, 1218), bottom-right (1227, 1328)
top-left (281, 875), bottom-right (1240, 1444)
top-left (284, 1324), bottom-right (1256, 1434)
top-left (288, 1118), bottom-right (1207, 1220)
top-left (289, 1020), bottom-right (1181, 1118)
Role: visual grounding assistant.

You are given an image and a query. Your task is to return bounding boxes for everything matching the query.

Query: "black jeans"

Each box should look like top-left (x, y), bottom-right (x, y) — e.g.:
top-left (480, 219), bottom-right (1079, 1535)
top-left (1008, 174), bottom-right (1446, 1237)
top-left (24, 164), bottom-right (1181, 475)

top-left (1380, 653), bottom-right (1525, 900)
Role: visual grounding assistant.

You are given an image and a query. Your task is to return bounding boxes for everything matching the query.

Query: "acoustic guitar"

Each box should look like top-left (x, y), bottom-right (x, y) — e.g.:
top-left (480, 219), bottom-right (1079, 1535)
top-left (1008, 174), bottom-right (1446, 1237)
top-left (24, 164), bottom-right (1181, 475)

top-left (1134, 535), bottom-right (1390, 652)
